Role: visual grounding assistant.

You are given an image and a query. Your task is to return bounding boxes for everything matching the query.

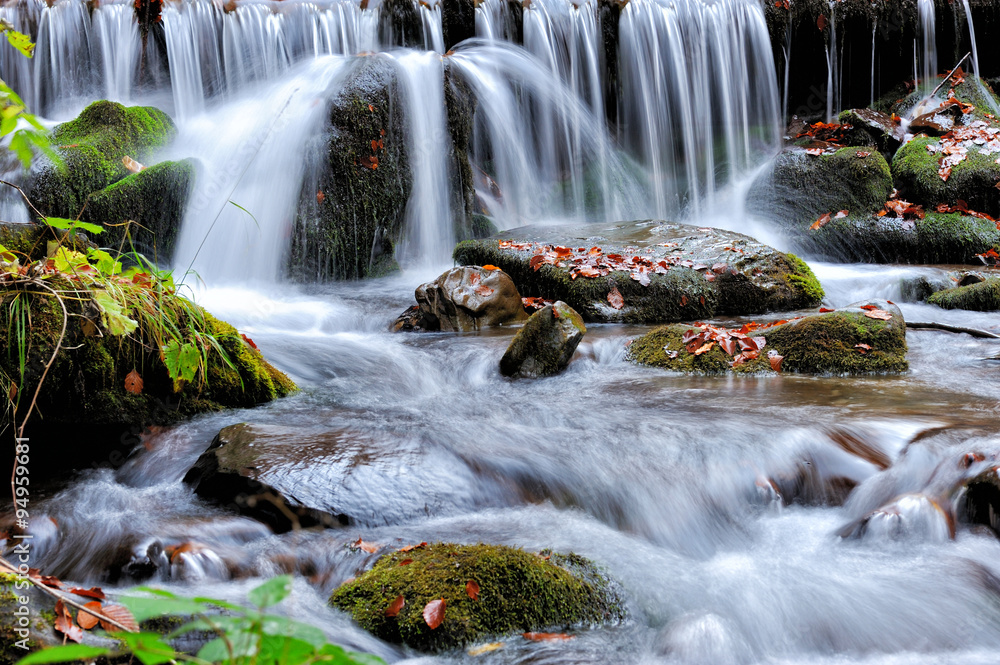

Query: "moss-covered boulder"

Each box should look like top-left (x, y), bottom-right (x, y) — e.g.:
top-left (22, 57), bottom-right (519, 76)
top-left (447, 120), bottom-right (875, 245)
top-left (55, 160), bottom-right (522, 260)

top-left (747, 146), bottom-right (893, 228)
top-left (627, 300), bottom-right (908, 375)
top-left (500, 301), bottom-right (585, 378)
top-left (837, 108), bottom-right (902, 160)
top-left (412, 266), bottom-right (529, 332)
top-left (330, 543), bottom-right (625, 652)
top-left (892, 135), bottom-right (1000, 219)
top-left (82, 159), bottom-right (196, 262)
top-left (789, 211), bottom-right (1000, 264)
top-left (27, 101), bottom-right (177, 219)
top-left (926, 277), bottom-right (1000, 311)
top-left (453, 221), bottom-right (823, 323)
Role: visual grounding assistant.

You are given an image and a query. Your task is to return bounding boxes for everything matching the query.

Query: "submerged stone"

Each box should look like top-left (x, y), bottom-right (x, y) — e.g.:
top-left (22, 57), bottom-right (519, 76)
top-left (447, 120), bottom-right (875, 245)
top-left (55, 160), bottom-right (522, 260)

top-left (500, 301), bottom-right (585, 378)
top-left (330, 542), bottom-right (625, 652)
top-left (926, 277), bottom-right (1000, 311)
top-left (453, 220), bottom-right (823, 323)
top-left (413, 265), bottom-right (529, 332)
top-left (628, 299), bottom-right (908, 375)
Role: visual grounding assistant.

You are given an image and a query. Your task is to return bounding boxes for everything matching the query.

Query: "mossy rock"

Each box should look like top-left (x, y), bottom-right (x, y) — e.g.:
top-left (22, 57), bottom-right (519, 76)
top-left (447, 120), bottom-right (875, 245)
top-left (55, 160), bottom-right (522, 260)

top-left (330, 543), bottom-right (625, 652)
top-left (885, 76), bottom-right (1000, 122)
top-left (628, 300), bottom-right (908, 375)
top-left (892, 135), bottom-right (1000, 218)
top-left (28, 101), bottom-right (177, 220)
top-left (453, 221), bottom-right (823, 324)
top-left (789, 211), bottom-right (1000, 264)
top-left (0, 223), bottom-right (94, 262)
top-left (0, 278), bottom-right (295, 435)
top-left (747, 147), bottom-right (893, 228)
top-left (83, 159), bottom-right (196, 263)
top-left (499, 301), bottom-right (586, 378)
top-left (837, 108), bottom-right (901, 160)
top-left (926, 277), bottom-right (1000, 311)
top-left (289, 57), bottom-right (410, 281)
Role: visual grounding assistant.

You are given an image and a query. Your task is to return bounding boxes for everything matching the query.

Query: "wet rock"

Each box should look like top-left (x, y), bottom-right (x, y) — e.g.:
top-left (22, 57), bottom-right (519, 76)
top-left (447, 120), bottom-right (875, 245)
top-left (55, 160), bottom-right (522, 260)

top-left (82, 159), bottom-right (196, 263)
top-left (628, 299), bottom-right (908, 375)
top-left (838, 108), bottom-right (902, 159)
top-left (838, 493), bottom-right (955, 542)
top-left (378, 0), bottom-right (424, 48)
top-left (390, 304), bottom-right (437, 332)
top-left (789, 211), bottom-right (1000, 265)
top-left (413, 266), bottom-right (529, 332)
top-left (330, 543), bottom-right (625, 652)
top-left (962, 465), bottom-right (1000, 535)
top-left (289, 57), bottom-right (410, 281)
top-left (453, 220), bottom-right (823, 324)
top-left (500, 301), bottom-right (585, 378)
top-left (926, 277), bottom-right (1000, 311)
top-left (441, 0), bottom-right (476, 50)
top-left (27, 100), bottom-right (177, 220)
top-left (184, 423), bottom-right (479, 532)
top-left (746, 146), bottom-right (893, 228)
top-left (892, 136), bottom-right (1000, 219)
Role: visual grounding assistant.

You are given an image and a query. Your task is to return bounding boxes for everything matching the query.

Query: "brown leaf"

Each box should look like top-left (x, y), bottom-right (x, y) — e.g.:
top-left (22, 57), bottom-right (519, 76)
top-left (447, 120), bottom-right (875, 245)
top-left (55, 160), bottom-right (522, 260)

top-left (98, 604), bottom-right (139, 633)
top-left (607, 287), bottom-right (624, 310)
top-left (816, 13), bottom-right (828, 30)
top-left (385, 595), bottom-right (405, 617)
top-left (69, 587), bottom-right (106, 600)
top-left (694, 341), bottom-right (715, 356)
top-left (466, 580), bottom-right (480, 600)
top-left (122, 155), bottom-right (145, 173)
top-left (124, 369), bottom-right (143, 395)
top-left (529, 255), bottom-right (545, 271)
top-left (704, 272), bottom-right (716, 282)
top-left (54, 600), bottom-right (84, 643)
top-left (354, 538), bottom-right (380, 554)
top-left (398, 559), bottom-right (413, 566)
top-left (855, 343), bottom-right (872, 354)
top-left (863, 308), bottom-right (893, 321)
top-left (810, 212), bottom-right (833, 230)
top-left (680, 295), bottom-right (689, 307)
top-left (423, 598), bottom-right (446, 629)
top-left (768, 350), bottom-right (784, 372)
top-left (835, 210), bottom-right (848, 219)
top-left (523, 632), bottom-right (573, 641)
top-left (77, 601), bottom-right (102, 630)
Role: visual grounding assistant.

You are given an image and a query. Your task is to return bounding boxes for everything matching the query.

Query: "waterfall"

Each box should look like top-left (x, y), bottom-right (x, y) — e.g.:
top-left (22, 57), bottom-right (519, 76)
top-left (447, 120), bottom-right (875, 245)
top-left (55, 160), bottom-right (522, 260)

top-left (961, 0), bottom-right (1000, 115)
top-left (917, 0), bottom-right (936, 92)
top-left (162, 1), bottom-right (223, 120)
top-left (93, 2), bottom-right (142, 105)
top-left (33, 0), bottom-right (96, 116)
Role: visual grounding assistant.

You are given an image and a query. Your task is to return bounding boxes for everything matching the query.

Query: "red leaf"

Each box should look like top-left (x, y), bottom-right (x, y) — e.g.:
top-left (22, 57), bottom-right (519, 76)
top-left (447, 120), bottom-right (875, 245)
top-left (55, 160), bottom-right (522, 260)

top-left (423, 598), bottom-right (446, 629)
top-left (817, 13), bottom-right (828, 30)
top-left (54, 600), bottom-right (83, 643)
top-left (819, 307), bottom-right (835, 313)
top-left (77, 601), bottom-right (102, 630)
top-left (529, 255), bottom-right (545, 272)
top-left (69, 587), bottom-right (106, 600)
top-left (607, 287), bottom-right (624, 310)
top-left (859, 304), bottom-right (878, 310)
top-left (523, 632), bottom-right (573, 641)
top-left (680, 295), bottom-right (689, 307)
top-left (316, 190), bottom-right (325, 204)
top-left (466, 580), bottom-right (480, 600)
top-left (398, 559), bottom-right (413, 566)
top-left (768, 350), bottom-right (784, 372)
top-left (386, 595), bottom-right (405, 617)
top-left (719, 337), bottom-right (738, 357)
top-left (241, 333), bottom-right (258, 350)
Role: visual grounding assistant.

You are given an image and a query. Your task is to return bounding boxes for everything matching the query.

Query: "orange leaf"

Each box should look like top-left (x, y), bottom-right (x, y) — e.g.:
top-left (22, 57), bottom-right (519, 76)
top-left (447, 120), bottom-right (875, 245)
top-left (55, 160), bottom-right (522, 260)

top-left (54, 600), bottom-right (83, 643)
top-left (398, 559), bottom-right (413, 566)
top-left (768, 350), bottom-right (784, 372)
top-left (819, 307), bottom-right (835, 313)
top-left (354, 538), bottom-right (380, 554)
top-left (98, 604), bottom-right (139, 633)
top-left (423, 598), bottom-right (446, 629)
top-left (607, 287), bottom-right (624, 310)
top-left (77, 601), bottom-right (102, 630)
top-left (69, 587), bottom-right (106, 600)
top-left (855, 343), bottom-right (872, 354)
top-left (316, 190), bottom-right (325, 204)
top-left (466, 580), bottom-right (480, 600)
top-left (863, 308), bottom-right (892, 321)
top-left (523, 632), bottom-right (573, 641)
top-left (529, 255), bottom-right (545, 271)
top-left (124, 369), bottom-right (143, 395)
top-left (694, 341), bottom-right (715, 356)
top-left (385, 595), bottom-right (405, 617)
top-left (680, 295), bottom-right (688, 307)
top-left (810, 212), bottom-right (833, 230)
top-left (481, 265), bottom-right (501, 271)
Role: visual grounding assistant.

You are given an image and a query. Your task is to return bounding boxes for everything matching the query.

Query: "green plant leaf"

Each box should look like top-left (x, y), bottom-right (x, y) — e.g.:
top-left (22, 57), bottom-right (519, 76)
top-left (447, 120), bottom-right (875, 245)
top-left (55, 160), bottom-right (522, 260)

top-left (257, 634), bottom-right (317, 665)
top-left (52, 247), bottom-right (88, 273)
top-left (15, 645), bottom-right (110, 665)
top-left (9, 130), bottom-right (31, 168)
top-left (162, 339), bottom-right (200, 385)
top-left (43, 217), bottom-right (104, 235)
top-left (260, 615), bottom-right (327, 648)
top-left (115, 632), bottom-right (179, 665)
top-left (248, 575), bottom-right (293, 609)
top-left (197, 630), bottom-right (258, 661)
top-left (2, 26), bottom-right (34, 58)
top-left (93, 290), bottom-right (138, 336)
top-left (119, 593), bottom-right (207, 622)
top-left (87, 247), bottom-right (122, 276)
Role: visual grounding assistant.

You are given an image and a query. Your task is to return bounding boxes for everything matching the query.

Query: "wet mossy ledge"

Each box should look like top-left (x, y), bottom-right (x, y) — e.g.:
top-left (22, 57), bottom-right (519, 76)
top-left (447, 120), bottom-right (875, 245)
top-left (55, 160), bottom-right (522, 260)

top-left (330, 543), bottom-right (626, 653)
top-left (627, 300), bottom-right (908, 375)
top-left (926, 277), bottom-right (1000, 311)
top-left (453, 221), bottom-right (823, 324)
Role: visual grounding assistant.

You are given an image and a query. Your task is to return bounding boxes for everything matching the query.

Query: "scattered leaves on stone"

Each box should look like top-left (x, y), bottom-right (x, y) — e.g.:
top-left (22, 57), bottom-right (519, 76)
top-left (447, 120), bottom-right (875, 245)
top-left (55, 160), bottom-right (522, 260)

top-left (423, 598), bottom-right (446, 629)
top-left (925, 119), bottom-right (1000, 181)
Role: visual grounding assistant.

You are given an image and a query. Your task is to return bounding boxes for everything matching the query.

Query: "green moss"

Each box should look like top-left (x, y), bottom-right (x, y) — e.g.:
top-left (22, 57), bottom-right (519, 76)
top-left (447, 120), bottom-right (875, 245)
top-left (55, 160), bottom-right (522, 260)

top-left (629, 305), bottom-right (908, 375)
top-left (784, 253), bottom-right (825, 303)
top-left (892, 135), bottom-right (1000, 217)
top-left (926, 277), bottom-right (1000, 311)
top-left (28, 101), bottom-right (177, 220)
top-left (330, 543), bottom-right (624, 652)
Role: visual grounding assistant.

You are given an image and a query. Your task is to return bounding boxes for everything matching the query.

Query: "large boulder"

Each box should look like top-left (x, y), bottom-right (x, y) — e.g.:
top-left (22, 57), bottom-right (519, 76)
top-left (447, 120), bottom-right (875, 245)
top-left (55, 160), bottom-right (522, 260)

top-left (926, 277), bottom-right (1000, 311)
top-left (892, 134), bottom-right (1000, 219)
top-left (746, 146), bottom-right (893, 228)
top-left (330, 543), bottom-right (625, 652)
top-left (453, 221), bottom-right (823, 323)
top-left (413, 266), bottom-right (529, 332)
top-left (500, 301), bottom-right (585, 378)
top-left (627, 299), bottom-right (908, 374)
top-left (27, 101), bottom-right (177, 220)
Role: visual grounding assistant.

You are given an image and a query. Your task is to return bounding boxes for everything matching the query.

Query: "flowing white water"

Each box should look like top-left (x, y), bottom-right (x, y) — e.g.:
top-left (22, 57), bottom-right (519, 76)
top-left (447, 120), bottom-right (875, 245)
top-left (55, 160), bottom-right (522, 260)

top-left (169, 56), bottom-right (352, 284)
top-left (961, 0), bottom-right (1000, 116)
top-left (917, 0), bottom-right (936, 91)
top-left (92, 1), bottom-right (141, 104)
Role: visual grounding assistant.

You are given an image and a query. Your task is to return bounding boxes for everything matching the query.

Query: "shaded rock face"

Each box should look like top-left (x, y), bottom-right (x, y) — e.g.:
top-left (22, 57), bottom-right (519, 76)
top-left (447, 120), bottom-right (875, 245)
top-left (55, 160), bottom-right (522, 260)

top-left (500, 301), bottom-right (585, 378)
top-left (184, 422), bottom-right (485, 532)
top-left (27, 101), bottom-right (177, 220)
top-left (838, 108), bottom-right (902, 159)
top-left (415, 266), bottom-right (529, 332)
top-left (628, 299), bottom-right (908, 375)
top-left (330, 543), bottom-right (626, 653)
top-left (454, 221), bottom-right (823, 324)
top-left (926, 277), bottom-right (1000, 311)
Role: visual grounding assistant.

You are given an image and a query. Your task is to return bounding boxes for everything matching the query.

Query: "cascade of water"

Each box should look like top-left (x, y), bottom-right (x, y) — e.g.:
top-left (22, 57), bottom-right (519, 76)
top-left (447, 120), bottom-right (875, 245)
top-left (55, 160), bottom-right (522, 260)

top-left (169, 56), bottom-right (352, 284)
top-left (961, 0), bottom-right (1000, 115)
top-left (221, 4), bottom-right (292, 92)
top-left (474, 0), bottom-right (512, 41)
top-left (917, 0), bottom-right (936, 92)
top-left (92, 1), bottom-right (142, 104)
top-left (0, 0), bottom-right (43, 112)
top-left (450, 41), bottom-right (643, 229)
top-left (825, 1), bottom-right (838, 121)
top-left (162, 1), bottom-right (223, 119)
top-left (870, 19), bottom-right (877, 107)
top-left (419, 2), bottom-right (445, 53)
top-left (389, 51), bottom-right (453, 265)
top-left (618, 0), bottom-right (779, 217)
top-left (33, 0), bottom-right (97, 116)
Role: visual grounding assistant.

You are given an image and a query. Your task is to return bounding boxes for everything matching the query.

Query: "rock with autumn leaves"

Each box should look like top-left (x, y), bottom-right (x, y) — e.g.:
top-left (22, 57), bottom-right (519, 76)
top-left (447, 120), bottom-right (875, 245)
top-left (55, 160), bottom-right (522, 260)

top-left (627, 299), bottom-right (908, 375)
top-left (452, 220), bottom-right (823, 324)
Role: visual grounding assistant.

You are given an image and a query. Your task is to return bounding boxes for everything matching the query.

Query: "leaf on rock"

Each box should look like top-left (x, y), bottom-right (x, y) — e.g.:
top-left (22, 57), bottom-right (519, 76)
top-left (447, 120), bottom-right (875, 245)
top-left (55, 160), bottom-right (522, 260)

top-left (481, 265), bottom-right (501, 271)
top-left (385, 595), bottom-right (405, 617)
top-left (466, 580), bottom-right (480, 601)
top-left (69, 587), bottom-right (106, 601)
top-left (121, 155), bottom-right (145, 173)
top-left (819, 307), bottom-right (835, 313)
top-left (468, 642), bottom-right (504, 655)
top-left (767, 350), bottom-right (784, 372)
top-left (529, 255), bottom-right (545, 271)
top-left (54, 600), bottom-right (83, 643)
top-left (694, 341), bottom-right (715, 356)
top-left (855, 343), bottom-right (872, 354)
top-left (77, 601), bottom-right (102, 630)
top-left (353, 538), bottom-right (380, 554)
top-left (98, 604), bottom-right (138, 633)
top-left (863, 308), bottom-right (892, 320)
top-left (810, 212), bottom-right (833, 230)
top-left (607, 287), bottom-right (624, 310)
top-left (523, 632), bottom-right (573, 641)
top-left (423, 598), bottom-right (446, 629)
top-left (124, 369), bottom-right (143, 395)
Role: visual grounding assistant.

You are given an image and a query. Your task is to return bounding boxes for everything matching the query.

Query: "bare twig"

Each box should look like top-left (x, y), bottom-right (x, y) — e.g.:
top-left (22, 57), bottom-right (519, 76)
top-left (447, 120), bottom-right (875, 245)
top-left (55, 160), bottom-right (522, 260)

top-left (0, 179), bottom-right (46, 221)
top-left (927, 52), bottom-right (972, 100)
top-left (907, 321), bottom-right (1000, 339)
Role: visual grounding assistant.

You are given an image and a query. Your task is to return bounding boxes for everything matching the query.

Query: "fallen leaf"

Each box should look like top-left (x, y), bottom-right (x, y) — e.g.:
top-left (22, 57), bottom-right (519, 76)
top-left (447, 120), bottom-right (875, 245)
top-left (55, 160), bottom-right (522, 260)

top-left (423, 598), bottom-right (446, 629)
top-left (835, 210), bottom-right (849, 219)
top-left (54, 600), bottom-right (83, 643)
top-left (768, 350), bottom-right (784, 372)
top-left (680, 295), bottom-right (689, 307)
top-left (481, 265), bottom-right (501, 271)
top-left (385, 595), bottom-right (405, 617)
top-left (398, 559), bottom-right (413, 566)
top-left (523, 632), bottom-right (573, 641)
top-left (468, 642), bottom-right (504, 655)
top-left (241, 333), bottom-right (258, 350)
top-left (466, 580), bottom-right (480, 600)
top-left (810, 212), bottom-right (833, 230)
top-left (122, 155), bottom-right (145, 173)
top-left (859, 304), bottom-right (878, 310)
top-left (77, 601), bottom-right (102, 630)
top-left (529, 255), bottom-right (545, 271)
top-left (69, 587), bottom-right (106, 600)
top-left (863, 308), bottom-right (893, 321)
top-left (819, 307), bottom-right (835, 313)
top-left (354, 538), bottom-right (380, 554)
top-left (694, 341), bottom-right (715, 356)
top-left (607, 287), bottom-right (624, 310)
top-left (124, 369), bottom-right (143, 395)
top-left (855, 343), bottom-right (872, 354)
top-left (316, 190), bottom-right (325, 204)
